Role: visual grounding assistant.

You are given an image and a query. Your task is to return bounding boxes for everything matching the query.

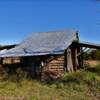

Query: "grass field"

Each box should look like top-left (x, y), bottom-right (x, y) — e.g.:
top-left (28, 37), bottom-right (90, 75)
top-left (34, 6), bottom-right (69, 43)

top-left (0, 65), bottom-right (100, 100)
top-left (84, 60), bottom-right (100, 68)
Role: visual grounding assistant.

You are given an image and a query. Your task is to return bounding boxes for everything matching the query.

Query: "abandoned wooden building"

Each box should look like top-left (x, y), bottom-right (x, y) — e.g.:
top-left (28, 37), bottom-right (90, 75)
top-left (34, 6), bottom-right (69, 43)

top-left (0, 30), bottom-right (100, 79)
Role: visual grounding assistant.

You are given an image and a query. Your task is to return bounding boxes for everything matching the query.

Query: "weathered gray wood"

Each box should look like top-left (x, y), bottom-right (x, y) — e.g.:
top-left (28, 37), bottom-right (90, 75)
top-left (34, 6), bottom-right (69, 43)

top-left (75, 48), bottom-right (79, 71)
top-left (81, 47), bottom-right (84, 67)
top-left (67, 48), bottom-right (74, 72)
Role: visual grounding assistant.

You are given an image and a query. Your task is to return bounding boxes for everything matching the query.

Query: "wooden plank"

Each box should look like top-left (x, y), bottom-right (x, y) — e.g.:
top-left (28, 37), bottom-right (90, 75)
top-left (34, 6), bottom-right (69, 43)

top-left (49, 63), bottom-right (64, 65)
top-left (42, 55), bottom-right (65, 76)
top-left (49, 67), bottom-right (64, 69)
top-left (49, 68), bottom-right (64, 69)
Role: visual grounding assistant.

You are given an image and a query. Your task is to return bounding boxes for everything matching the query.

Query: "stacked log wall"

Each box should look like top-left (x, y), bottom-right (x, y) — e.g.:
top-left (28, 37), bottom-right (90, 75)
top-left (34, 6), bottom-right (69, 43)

top-left (45, 55), bottom-right (65, 73)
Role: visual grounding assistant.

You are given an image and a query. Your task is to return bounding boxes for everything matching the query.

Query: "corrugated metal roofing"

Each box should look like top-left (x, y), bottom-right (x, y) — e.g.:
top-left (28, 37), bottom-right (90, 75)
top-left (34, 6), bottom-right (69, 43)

top-left (0, 30), bottom-right (78, 57)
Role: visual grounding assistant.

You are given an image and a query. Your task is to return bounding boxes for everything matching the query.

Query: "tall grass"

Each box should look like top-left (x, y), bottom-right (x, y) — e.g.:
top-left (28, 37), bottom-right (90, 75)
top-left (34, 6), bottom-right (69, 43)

top-left (0, 65), bottom-right (99, 100)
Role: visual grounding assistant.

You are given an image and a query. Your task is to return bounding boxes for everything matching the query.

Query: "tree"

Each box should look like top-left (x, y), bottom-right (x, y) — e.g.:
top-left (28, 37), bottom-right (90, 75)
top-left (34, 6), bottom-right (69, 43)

top-left (83, 50), bottom-right (100, 60)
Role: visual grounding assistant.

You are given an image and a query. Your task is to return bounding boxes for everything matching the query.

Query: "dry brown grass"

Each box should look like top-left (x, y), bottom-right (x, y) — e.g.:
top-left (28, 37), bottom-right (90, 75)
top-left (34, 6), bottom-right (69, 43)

top-left (84, 60), bottom-right (100, 67)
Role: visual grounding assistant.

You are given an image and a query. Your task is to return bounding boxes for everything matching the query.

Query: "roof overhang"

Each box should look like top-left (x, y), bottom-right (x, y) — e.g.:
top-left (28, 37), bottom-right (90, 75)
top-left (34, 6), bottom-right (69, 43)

top-left (72, 41), bottom-right (100, 49)
top-left (0, 44), bottom-right (17, 50)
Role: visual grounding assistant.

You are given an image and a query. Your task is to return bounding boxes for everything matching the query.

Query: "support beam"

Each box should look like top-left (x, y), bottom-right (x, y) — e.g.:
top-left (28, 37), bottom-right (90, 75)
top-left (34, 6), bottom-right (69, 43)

top-left (67, 48), bottom-right (74, 73)
top-left (64, 50), bottom-right (67, 72)
top-left (75, 48), bottom-right (79, 71)
top-left (80, 47), bottom-right (84, 67)
top-left (77, 47), bottom-right (87, 57)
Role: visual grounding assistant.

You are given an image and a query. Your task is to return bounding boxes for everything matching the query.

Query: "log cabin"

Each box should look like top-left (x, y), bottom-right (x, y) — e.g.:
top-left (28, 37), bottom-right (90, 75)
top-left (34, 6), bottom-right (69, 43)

top-left (0, 30), bottom-right (100, 80)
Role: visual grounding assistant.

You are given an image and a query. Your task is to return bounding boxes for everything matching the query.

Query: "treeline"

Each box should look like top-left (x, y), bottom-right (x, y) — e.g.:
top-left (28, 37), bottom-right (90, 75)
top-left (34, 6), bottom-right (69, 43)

top-left (83, 50), bottom-right (100, 60)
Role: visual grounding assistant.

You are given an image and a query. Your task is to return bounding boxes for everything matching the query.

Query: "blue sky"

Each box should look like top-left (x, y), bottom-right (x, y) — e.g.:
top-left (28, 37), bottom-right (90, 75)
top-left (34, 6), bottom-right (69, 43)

top-left (0, 0), bottom-right (100, 45)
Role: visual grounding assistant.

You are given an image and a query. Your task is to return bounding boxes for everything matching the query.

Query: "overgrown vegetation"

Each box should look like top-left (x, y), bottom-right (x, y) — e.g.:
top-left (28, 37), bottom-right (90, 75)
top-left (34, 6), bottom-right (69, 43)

top-left (84, 50), bottom-right (100, 60)
top-left (0, 65), bottom-right (99, 100)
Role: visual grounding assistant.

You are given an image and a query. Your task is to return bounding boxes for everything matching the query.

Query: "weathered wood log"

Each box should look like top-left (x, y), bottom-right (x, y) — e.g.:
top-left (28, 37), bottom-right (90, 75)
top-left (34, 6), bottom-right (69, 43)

top-left (75, 48), bottom-right (79, 71)
top-left (67, 48), bottom-right (74, 72)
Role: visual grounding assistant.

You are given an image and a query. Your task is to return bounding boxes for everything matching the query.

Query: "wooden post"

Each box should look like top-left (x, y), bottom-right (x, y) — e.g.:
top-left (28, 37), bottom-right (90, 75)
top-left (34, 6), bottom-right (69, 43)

top-left (64, 50), bottom-right (67, 72)
top-left (71, 47), bottom-right (78, 72)
top-left (80, 47), bottom-right (84, 68)
top-left (67, 48), bottom-right (74, 73)
top-left (0, 58), bottom-right (3, 71)
top-left (75, 48), bottom-right (79, 71)
top-left (77, 46), bottom-right (81, 69)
